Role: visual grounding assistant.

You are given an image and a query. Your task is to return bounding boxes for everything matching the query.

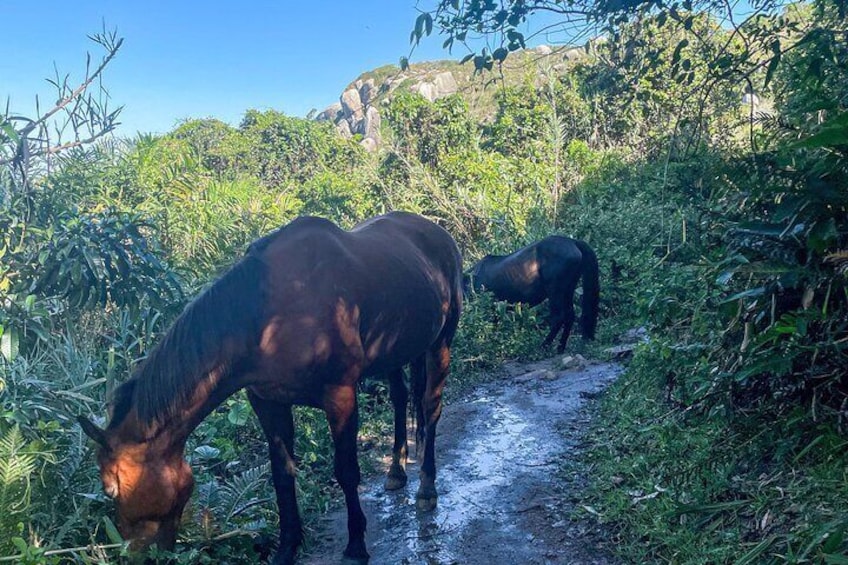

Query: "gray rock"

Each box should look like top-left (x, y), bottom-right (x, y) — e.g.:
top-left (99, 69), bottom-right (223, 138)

top-left (432, 71), bottom-right (458, 97)
top-left (619, 326), bottom-right (649, 344)
top-left (335, 119), bottom-right (352, 138)
top-left (563, 47), bottom-right (584, 61)
top-left (360, 136), bottom-right (379, 152)
top-left (341, 88), bottom-right (364, 122)
top-left (535, 44), bottom-right (553, 55)
top-left (561, 354), bottom-right (588, 370)
top-left (363, 106), bottom-right (381, 141)
top-left (411, 81), bottom-right (437, 102)
top-left (349, 116), bottom-right (365, 136)
top-left (316, 102), bottom-right (342, 122)
top-left (359, 79), bottom-right (377, 106)
top-left (604, 344), bottom-right (638, 359)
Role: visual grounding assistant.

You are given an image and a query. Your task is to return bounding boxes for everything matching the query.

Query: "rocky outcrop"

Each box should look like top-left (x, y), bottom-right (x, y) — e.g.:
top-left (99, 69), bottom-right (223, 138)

top-left (313, 41), bottom-right (601, 151)
top-left (410, 71), bottom-right (458, 102)
top-left (316, 102), bottom-right (342, 123)
top-left (316, 69), bottom-right (460, 151)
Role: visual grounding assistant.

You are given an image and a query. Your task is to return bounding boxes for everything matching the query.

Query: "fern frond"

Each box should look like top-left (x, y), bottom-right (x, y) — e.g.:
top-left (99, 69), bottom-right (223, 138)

top-left (825, 250), bottom-right (848, 276)
top-left (220, 463), bottom-right (271, 521)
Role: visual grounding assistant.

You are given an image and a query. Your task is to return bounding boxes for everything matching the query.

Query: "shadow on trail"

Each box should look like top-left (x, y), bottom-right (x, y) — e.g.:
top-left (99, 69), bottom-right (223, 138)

top-left (302, 358), bottom-right (622, 565)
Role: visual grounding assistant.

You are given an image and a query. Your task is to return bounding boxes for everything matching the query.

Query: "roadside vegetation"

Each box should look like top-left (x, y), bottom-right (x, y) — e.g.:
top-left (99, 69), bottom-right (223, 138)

top-left (1, 0), bottom-right (846, 561)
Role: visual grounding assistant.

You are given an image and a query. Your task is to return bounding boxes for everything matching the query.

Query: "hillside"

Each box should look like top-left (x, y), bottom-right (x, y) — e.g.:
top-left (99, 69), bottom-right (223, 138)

top-left (315, 44), bottom-right (591, 150)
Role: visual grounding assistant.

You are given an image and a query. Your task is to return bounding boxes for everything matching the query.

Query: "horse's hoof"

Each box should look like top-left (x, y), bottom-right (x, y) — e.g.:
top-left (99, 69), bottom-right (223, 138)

top-left (270, 551), bottom-right (296, 565)
top-left (385, 473), bottom-right (408, 491)
top-left (342, 545), bottom-right (370, 564)
top-left (416, 495), bottom-right (437, 512)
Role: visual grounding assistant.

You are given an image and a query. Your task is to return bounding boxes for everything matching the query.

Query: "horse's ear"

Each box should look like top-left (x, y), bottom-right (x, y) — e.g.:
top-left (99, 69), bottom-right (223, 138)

top-left (78, 416), bottom-right (108, 448)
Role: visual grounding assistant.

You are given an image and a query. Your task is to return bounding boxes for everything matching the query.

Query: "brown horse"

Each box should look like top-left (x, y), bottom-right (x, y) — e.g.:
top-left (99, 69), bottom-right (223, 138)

top-left (465, 236), bottom-right (599, 352)
top-left (78, 212), bottom-right (463, 564)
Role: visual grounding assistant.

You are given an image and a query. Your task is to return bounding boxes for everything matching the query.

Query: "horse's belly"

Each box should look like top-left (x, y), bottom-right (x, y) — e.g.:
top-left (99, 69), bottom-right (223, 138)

top-left (360, 310), bottom-right (445, 374)
top-left (493, 283), bottom-right (545, 305)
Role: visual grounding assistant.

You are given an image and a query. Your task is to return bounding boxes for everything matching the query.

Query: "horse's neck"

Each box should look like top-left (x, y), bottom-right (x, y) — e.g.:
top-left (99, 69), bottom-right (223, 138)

top-left (176, 367), bottom-right (245, 441)
top-left (127, 366), bottom-right (242, 447)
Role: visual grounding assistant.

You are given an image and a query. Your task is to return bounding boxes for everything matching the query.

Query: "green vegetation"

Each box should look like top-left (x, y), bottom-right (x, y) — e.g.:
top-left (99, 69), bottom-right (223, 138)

top-left (1, 0), bottom-right (847, 561)
top-left (417, 0), bottom-right (848, 560)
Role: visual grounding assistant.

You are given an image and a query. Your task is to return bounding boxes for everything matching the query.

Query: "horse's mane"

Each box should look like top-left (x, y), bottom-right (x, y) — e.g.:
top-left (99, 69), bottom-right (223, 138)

top-left (109, 253), bottom-right (268, 430)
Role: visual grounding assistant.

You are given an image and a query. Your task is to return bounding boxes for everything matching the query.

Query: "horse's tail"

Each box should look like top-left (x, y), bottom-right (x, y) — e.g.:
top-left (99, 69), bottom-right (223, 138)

top-left (574, 240), bottom-right (599, 340)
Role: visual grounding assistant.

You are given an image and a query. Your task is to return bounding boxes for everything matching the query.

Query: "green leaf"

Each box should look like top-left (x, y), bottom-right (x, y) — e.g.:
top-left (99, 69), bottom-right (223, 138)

top-left (228, 401), bottom-right (250, 426)
top-left (671, 39), bottom-right (688, 67)
top-left (1, 121), bottom-right (20, 144)
top-left (103, 516), bottom-right (124, 544)
top-left (808, 218), bottom-right (838, 253)
top-left (763, 40), bottom-right (781, 88)
top-left (721, 286), bottom-right (766, 304)
top-left (1, 328), bottom-right (20, 361)
top-left (194, 445), bottom-right (221, 459)
top-left (791, 111), bottom-right (848, 149)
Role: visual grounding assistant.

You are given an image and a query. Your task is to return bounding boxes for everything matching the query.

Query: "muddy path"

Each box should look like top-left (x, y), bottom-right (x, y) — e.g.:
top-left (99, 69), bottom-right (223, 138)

top-left (301, 358), bottom-right (622, 565)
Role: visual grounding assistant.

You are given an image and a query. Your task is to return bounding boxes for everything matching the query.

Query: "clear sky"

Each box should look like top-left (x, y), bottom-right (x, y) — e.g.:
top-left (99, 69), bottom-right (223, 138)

top-left (0, 1), bottom-right (554, 136)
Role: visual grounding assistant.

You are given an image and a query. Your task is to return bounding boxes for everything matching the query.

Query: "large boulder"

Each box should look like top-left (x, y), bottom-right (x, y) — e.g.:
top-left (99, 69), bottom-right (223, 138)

top-left (341, 88), bottom-right (364, 123)
top-left (359, 79), bottom-right (377, 107)
top-left (360, 136), bottom-right (379, 152)
top-left (335, 119), bottom-right (352, 138)
top-left (563, 47), bottom-right (584, 61)
top-left (411, 81), bottom-right (438, 102)
top-left (432, 71), bottom-right (458, 97)
top-left (363, 106), bottom-right (381, 141)
top-left (316, 102), bottom-right (342, 122)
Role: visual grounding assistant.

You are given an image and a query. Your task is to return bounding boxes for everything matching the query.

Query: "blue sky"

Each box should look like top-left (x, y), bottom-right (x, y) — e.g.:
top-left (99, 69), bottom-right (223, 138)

top-left (1, 1), bottom-right (557, 136)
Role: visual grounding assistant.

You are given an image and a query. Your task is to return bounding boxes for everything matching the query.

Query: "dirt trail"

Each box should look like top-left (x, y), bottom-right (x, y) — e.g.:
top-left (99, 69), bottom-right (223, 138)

top-left (301, 358), bottom-right (622, 565)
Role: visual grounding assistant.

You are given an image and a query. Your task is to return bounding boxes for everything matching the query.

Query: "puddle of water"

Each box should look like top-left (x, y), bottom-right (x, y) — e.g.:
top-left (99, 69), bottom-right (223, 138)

top-left (362, 394), bottom-right (551, 564)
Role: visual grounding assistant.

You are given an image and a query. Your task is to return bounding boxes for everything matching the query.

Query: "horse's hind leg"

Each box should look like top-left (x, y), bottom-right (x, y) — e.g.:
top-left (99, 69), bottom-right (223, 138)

top-left (410, 356), bottom-right (426, 457)
top-left (323, 384), bottom-right (369, 562)
top-left (557, 276), bottom-right (580, 353)
top-left (417, 341), bottom-right (450, 511)
top-left (247, 392), bottom-right (302, 565)
top-left (385, 368), bottom-right (408, 491)
top-left (543, 289), bottom-right (566, 350)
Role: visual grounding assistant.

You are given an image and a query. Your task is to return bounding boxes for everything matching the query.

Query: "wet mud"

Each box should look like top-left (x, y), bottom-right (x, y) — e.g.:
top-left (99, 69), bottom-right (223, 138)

top-left (301, 358), bottom-right (622, 565)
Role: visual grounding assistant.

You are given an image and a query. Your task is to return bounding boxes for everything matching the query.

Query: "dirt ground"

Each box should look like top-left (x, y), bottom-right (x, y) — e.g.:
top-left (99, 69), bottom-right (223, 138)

top-left (300, 357), bottom-right (622, 565)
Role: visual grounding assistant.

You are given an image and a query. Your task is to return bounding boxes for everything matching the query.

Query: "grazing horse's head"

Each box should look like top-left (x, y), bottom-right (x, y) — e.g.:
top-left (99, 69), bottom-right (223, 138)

top-left (79, 415), bottom-right (195, 552)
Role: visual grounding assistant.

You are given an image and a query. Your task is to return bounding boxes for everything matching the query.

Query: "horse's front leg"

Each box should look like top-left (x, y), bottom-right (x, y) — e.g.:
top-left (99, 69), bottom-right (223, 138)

top-left (385, 368), bottom-right (408, 491)
top-left (324, 384), bottom-right (369, 563)
top-left (247, 392), bottom-right (302, 565)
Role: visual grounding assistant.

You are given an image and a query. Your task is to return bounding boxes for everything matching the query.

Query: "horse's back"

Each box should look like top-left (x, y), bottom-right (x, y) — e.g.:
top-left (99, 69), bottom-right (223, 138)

top-left (249, 213), bottom-right (461, 384)
top-left (536, 236), bottom-right (584, 276)
top-left (352, 212), bottom-right (461, 268)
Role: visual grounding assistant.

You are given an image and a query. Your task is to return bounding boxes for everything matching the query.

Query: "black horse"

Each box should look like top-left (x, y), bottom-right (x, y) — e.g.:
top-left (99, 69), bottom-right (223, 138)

top-left (465, 236), bottom-right (599, 352)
